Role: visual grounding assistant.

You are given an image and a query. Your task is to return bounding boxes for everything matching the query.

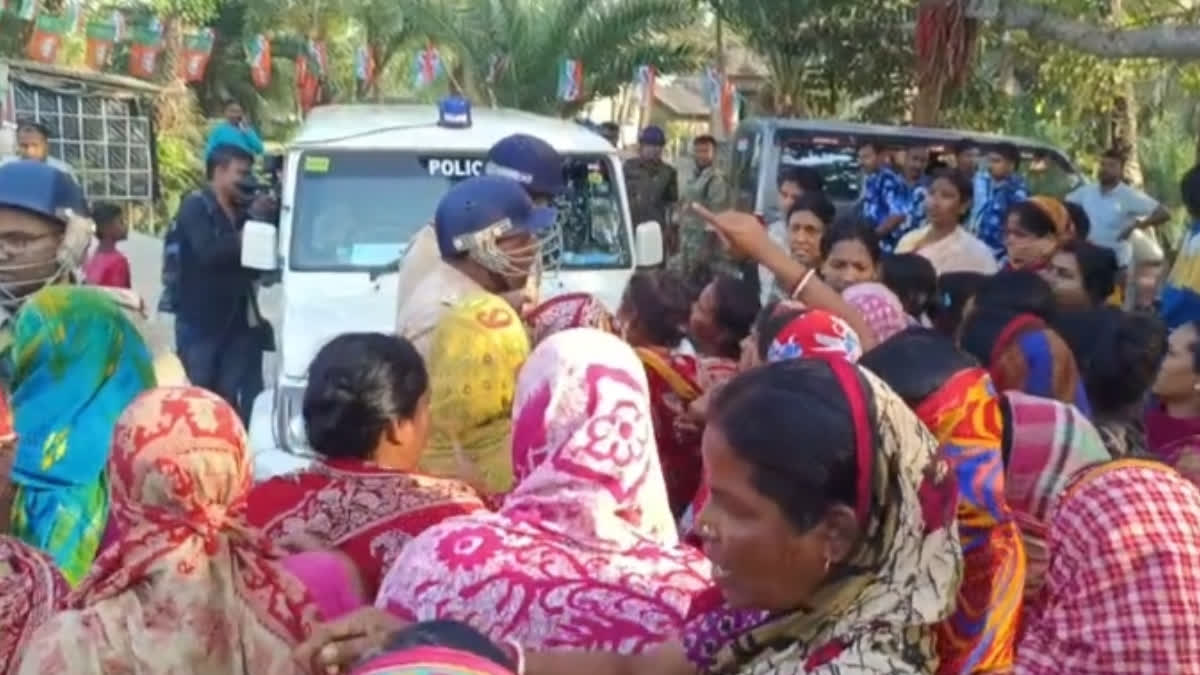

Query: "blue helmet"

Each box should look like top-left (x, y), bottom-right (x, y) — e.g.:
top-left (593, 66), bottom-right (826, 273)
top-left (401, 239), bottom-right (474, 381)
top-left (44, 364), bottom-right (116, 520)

top-left (484, 133), bottom-right (565, 197)
top-left (434, 175), bottom-right (558, 275)
top-left (0, 160), bottom-right (85, 225)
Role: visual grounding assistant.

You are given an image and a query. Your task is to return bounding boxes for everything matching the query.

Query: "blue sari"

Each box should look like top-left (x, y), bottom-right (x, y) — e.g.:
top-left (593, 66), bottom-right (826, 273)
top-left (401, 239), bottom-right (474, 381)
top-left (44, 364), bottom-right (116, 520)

top-left (9, 286), bottom-right (154, 585)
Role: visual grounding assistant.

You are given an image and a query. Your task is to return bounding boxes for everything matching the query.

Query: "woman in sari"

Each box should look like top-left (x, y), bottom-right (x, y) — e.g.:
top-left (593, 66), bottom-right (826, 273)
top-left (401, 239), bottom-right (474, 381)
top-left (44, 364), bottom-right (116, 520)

top-left (246, 333), bottom-right (486, 596)
top-left (1003, 197), bottom-right (1074, 272)
top-left (9, 286), bottom-right (154, 585)
top-left (618, 270), bottom-right (739, 515)
top-left (1017, 459), bottom-right (1200, 673)
top-left (959, 307), bottom-right (1092, 415)
top-left (17, 387), bottom-right (329, 674)
top-left (423, 293), bottom-right (531, 496)
top-left (0, 536), bottom-right (66, 673)
top-left (307, 358), bottom-right (961, 675)
top-left (376, 329), bottom-right (713, 654)
top-left (1145, 320), bottom-right (1200, 486)
top-left (862, 328), bottom-right (1110, 605)
top-left (896, 169), bottom-right (998, 275)
top-left (527, 292), bottom-right (613, 344)
top-left (842, 282), bottom-right (913, 343)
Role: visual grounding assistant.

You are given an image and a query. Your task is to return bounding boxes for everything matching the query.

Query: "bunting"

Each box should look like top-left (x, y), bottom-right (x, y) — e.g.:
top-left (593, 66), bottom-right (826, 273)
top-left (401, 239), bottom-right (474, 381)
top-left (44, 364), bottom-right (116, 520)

top-left (84, 20), bottom-right (117, 70)
top-left (720, 77), bottom-right (741, 135)
top-left (181, 28), bottom-right (215, 83)
top-left (413, 42), bottom-right (441, 88)
top-left (128, 26), bottom-right (163, 79)
top-left (557, 59), bottom-right (583, 102)
top-left (246, 34), bottom-right (272, 89)
top-left (26, 15), bottom-right (69, 64)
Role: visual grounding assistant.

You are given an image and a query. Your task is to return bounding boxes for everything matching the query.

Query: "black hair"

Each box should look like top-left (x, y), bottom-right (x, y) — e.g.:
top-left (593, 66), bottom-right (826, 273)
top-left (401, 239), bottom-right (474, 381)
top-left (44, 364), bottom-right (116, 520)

top-left (710, 360), bottom-right (870, 532)
top-left (205, 143), bottom-right (254, 179)
top-left (929, 168), bottom-right (974, 217)
top-left (303, 333), bottom-right (429, 461)
top-left (858, 140), bottom-right (884, 154)
top-left (16, 119), bottom-right (50, 139)
top-left (820, 216), bottom-right (882, 264)
top-left (972, 268), bottom-right (1057, 322)
top-left (599, 121), bottom-right (619, 133)
top-left (1064, 200), bottom-right (1092, 239)
top-left (711, 275), bottom-right (761, 359)
top-left (1187, 320), bottom-right (1200, 374)
top-left (860, 327), bottom-right (980, 407)
top-left (694, 134), bottom-right (717, 147)
top-left (754, 303), bottom-right (807, 360)
top-left (992, 142), bottom-right (1021, 168)
top-left (929, 271), bottom-right (987, 338)
top-left (787, 190), bottom-right (836, 227)
top-left (377, 621), bottom-right (516, 672)
top-left (1101, 147), bottom-right (1127, 164)
top-left (1006, 200), bottom-right (1057, 239)
top-left (882, 254), bottom-right (937, 319)
top-left (1181, 165), bottom-right (1200, 218)
top-left (623, 269), bottom-right (691, 346)
top-left (1052, 308), bottom-right (1166, 416)
top-left (778, 166), bottom-right (825, 194)
top-left (1058, 239), bottom-right (1118, 306)
top-left (953, 137), bottom-right (978, 155)
top-left (90, 201), bottom-right (123, 231)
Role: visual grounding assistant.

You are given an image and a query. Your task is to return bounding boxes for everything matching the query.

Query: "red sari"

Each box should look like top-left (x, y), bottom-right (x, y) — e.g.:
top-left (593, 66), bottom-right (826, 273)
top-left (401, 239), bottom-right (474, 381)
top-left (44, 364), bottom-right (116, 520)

top-left (246, 459), bottom-right (486, 595)
top-left (636, 347), bottom-right (737, 516)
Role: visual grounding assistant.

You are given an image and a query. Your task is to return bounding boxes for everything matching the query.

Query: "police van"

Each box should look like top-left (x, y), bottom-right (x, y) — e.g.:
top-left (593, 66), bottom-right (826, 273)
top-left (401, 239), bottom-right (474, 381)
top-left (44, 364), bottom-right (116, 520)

top-left (240, 99), bottom-right (663, 478)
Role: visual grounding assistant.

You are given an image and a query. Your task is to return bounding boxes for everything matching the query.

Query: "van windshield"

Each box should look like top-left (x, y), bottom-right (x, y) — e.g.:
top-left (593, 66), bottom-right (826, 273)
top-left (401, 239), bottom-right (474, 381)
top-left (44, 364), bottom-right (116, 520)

top-left (290, 150), bottom-right (631, 271)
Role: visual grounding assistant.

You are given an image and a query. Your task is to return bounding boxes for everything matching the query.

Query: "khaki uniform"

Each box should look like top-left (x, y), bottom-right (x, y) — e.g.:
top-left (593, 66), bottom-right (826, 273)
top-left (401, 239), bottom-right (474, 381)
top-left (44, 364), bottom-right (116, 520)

top-left (671, 164), bottom-right (732, 286)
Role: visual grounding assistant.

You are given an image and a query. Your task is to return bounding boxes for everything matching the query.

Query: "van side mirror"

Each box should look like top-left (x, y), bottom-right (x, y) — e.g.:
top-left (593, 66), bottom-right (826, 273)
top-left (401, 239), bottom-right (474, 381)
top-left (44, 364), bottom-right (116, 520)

top-left (241, 220), bottom-right (279, 271)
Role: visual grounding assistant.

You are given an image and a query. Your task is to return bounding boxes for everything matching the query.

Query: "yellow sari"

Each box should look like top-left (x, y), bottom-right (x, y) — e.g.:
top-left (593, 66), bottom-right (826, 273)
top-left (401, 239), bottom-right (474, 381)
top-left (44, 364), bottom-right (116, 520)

top-left (423, 293), bottom-right (531, 495)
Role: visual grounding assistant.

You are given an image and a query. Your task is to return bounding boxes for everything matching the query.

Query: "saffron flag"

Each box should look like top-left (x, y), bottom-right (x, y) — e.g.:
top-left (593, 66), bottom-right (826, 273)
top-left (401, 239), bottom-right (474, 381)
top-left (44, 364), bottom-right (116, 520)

top-left (557, 59), bottom-right (583, 102)
top-left (246, 34), bottom-right (271, 89)
top-left (26, 15), bottom-right (69, 64)
top-left (720, 78), bottom-right (740, 135)
top-left (634, 64), bottom-right (656, 107)
top-left (413, 43), bottom-right (441, 88)
top-left (180, 28), bottom-right (215, 82)
top-left (128, 26), bottom-right (163, 79)
top-left (84, 20), bottom-right (117, 70)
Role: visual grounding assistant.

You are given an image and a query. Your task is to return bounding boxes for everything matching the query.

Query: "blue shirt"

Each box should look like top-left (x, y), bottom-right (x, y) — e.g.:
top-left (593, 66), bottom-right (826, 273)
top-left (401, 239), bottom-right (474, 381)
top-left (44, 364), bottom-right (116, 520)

top-left (860, 167), bottom-right (904, 227)
top-left (886, 177), bottom-right (930, 253)
top-left (1161, 220), bottom-right (1200, 330)
top-left (970, 170), bottom-right (990, 228)
top-left (975, 174), bottom-right (1029, 262)
top-left (204, 121), bottom-right (265, 161)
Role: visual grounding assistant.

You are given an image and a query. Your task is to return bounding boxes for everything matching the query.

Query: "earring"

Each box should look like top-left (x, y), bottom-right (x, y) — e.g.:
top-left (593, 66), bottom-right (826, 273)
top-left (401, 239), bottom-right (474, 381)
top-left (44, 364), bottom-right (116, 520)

top-left (822, 554), bottom-right (831, 574)
top-left (697, 521), bottom-right (716, 540)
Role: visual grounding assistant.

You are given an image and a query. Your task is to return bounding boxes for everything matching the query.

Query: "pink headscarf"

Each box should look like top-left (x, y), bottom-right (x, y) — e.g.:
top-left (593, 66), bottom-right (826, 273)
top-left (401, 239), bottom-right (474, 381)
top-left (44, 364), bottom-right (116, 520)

top-left (376, 329), bottom-right (712, 654)
top-left (843, 282), bottom-right (913, 343)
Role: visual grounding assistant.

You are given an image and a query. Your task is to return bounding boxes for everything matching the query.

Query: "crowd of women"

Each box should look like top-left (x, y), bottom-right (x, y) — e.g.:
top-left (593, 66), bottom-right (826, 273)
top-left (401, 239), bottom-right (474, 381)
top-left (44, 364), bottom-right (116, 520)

top-left (2, 164), bottom-right (1200, 675)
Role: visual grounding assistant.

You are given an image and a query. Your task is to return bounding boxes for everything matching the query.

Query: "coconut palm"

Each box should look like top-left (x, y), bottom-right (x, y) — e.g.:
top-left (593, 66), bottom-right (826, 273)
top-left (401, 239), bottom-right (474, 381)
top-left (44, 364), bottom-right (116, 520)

top-left (402, 0), bottom-right (705, 115)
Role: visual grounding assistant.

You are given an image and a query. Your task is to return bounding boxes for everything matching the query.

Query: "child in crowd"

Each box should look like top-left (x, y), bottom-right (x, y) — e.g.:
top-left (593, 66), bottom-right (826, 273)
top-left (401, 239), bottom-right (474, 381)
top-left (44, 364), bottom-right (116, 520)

top-left (83, 202), bottom-right (131, 289)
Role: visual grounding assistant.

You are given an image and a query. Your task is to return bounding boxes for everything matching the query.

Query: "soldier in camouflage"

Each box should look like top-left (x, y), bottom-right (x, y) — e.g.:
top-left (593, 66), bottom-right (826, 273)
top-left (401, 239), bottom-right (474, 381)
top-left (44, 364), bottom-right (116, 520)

top-left (624, 126), bottom-right (678, 256)
top-left (672, 134), bottom-right (733, 288)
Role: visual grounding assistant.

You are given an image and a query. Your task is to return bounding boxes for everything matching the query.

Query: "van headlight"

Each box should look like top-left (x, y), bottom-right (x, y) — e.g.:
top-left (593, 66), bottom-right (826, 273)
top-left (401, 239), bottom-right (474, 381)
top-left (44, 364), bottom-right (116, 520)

top-left (273, 384), bottom-right (309, 452)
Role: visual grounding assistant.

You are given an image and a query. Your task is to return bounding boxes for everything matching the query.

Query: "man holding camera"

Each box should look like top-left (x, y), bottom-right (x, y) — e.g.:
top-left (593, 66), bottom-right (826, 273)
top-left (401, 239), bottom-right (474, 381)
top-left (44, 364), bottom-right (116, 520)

top-left (172, 143), bottom-right (271, 422)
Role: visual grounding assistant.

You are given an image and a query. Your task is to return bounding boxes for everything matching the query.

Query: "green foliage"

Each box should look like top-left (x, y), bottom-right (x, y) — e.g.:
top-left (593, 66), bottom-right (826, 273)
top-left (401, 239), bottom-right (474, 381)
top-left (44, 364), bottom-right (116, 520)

top-left (710, 0), bottom-right (913, 120)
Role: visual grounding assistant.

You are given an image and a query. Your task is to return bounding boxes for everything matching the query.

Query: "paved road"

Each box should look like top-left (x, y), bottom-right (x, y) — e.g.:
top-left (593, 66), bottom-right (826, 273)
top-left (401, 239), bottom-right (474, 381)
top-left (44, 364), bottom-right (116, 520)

top-left (123, 230), bottom-right (281, 371)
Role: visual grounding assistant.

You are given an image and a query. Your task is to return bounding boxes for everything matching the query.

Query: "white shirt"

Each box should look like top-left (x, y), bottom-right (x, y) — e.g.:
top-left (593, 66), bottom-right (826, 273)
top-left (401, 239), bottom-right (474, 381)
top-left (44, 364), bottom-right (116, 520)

top-left (1067, 182), bottom-right (1160, 268)
top-left (395, 259), bottom-right (486, 359)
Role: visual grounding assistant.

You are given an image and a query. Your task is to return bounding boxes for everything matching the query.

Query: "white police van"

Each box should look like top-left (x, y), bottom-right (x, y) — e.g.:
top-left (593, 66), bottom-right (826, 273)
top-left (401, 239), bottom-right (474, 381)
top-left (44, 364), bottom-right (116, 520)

top-left (240, 99), bottom-right (664, 479)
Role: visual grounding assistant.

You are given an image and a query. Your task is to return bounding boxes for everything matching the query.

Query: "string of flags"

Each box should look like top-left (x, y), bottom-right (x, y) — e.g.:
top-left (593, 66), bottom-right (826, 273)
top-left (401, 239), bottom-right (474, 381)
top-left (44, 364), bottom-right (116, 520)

top-left (557, 59), bottom-right (583, 102)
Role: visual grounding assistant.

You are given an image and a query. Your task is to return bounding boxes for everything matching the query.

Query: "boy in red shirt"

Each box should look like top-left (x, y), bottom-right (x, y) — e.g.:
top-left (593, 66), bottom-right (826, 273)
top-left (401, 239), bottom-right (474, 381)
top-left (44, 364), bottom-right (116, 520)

top-left (83, 201), bottom-right (132, 289)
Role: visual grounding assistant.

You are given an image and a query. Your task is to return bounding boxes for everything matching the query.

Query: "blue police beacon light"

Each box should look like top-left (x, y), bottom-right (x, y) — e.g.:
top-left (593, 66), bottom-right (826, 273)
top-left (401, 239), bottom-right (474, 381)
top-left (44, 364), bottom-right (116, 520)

top-left (438, 95), bottom-right (472, 129)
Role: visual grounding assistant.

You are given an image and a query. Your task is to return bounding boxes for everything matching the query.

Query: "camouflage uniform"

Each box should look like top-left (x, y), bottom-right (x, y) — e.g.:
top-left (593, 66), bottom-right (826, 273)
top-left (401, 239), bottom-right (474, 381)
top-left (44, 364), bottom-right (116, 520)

top-left (672, 163), bottom-right (733, 287)
top-left (624, 157), bottom-right (679, 254)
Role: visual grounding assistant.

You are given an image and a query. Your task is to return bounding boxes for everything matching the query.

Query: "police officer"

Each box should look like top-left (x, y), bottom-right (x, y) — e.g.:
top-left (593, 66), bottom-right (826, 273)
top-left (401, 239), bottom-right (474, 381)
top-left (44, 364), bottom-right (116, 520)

top-left (624, 125), bottom-right (678, 255)
top-left (484, 133), bottom-right (565, 206)
top-left (394, 175), bottom-right (557, 358)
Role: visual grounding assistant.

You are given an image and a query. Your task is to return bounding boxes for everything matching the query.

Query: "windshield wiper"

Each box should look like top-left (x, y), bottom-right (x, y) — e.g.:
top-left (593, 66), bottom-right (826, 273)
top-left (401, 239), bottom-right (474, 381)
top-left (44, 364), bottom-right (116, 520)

top-left (366, 258), bottom-right (402, 282)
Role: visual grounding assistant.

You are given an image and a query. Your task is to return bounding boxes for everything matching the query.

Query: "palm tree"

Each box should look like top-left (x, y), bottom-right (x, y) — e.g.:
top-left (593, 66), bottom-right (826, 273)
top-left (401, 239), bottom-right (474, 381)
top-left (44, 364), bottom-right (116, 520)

top-left (403, 0), bottom-right (705, 115)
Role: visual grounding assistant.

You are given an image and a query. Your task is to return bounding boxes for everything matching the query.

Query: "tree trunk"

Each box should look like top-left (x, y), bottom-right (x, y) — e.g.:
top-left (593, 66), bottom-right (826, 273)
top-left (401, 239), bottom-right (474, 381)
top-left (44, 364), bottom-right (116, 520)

top-left (1106, 0), bottom-right (1144, 186)
top-left (912, 76), bottom-right (945, 126)
top-left (156, 16), bottom-right (184, 86)
top-left (997, 0), bottom-right (1200, 59)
